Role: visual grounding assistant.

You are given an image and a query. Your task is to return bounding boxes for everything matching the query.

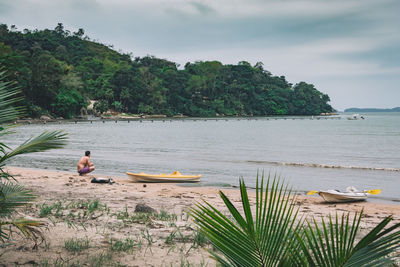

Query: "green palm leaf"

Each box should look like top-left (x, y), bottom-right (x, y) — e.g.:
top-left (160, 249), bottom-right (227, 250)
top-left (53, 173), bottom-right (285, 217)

top-left (297, 211), bottom-right (400, 267)
top-left (0, 181), bottom-right (36, 218)
top-left (0, 69), bottom-right (24, 124)
top-left (191, 173), bottom-right (301, 267)
top-left (0, 181), bottom-right (38, 241)
top-left (0, 130), bottom-right (68, 166)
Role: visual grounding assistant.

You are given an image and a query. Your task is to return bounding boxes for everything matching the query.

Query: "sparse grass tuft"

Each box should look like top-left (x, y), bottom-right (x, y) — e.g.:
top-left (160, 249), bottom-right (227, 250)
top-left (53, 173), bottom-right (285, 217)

top-left (156, 210), bottom-right (178, 221)
top-left (113, 208), bottom-right (177, 226)
top-left (110, 237), bottom-right (141, 252)
top-left (38, 199), bottom-right (109, 224)
top-left (38, 251), bottom-right (127, 267)
top-left (87, 251), bottom-right (127, 267)
top-left (192, 230), bottom-right (209, 248)
top-left (141, 228), bottom-right (154, 246)
top-left (126, 212), bottom-right (153, 224)
top-left (165, 230), bottom-right (178, 245)
top-left (64, 237), bottom-right (90, 254)
top-left (37, 257), bottom-right (81, 267)
top-left (38, 201), bottom-right (63, 217)
top-left (38, 204), bottom-right (53, 217)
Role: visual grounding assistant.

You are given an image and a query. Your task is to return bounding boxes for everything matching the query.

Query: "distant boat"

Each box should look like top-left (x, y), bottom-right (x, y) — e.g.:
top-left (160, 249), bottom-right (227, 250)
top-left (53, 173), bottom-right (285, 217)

top-left (126, 171), bottom-right (201, 183)
top-left (347, 114), bottom-right (365, 120)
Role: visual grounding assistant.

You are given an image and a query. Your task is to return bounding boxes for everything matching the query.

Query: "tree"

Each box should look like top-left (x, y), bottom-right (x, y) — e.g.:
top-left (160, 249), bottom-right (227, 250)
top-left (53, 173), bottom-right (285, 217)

top-left (111, 101), bottom-right (122, 112)
top-left (0, 69), bottom-right (68, 241)
top-left (73, 28), bottom-right (85, 39)
top-left (52, 88), bottom-right (85, 118)
top-left (290, 82), bottom-right (333, 115)
top-left (93, 100), bottom-right (109, 114)
top-left (51, 72), bottom-right (86, 118)
top-left (30, 47), bottom-right (64, 110)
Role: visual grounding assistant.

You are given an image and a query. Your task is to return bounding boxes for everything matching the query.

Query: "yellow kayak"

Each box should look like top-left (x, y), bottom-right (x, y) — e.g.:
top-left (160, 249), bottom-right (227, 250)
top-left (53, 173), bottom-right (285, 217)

top-left (126, 171), bottom-right (201, 183)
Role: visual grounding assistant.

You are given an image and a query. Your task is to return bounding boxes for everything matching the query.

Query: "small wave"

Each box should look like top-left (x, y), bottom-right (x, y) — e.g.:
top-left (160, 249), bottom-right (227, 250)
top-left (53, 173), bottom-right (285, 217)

top-left (247, 160), bottom-right (400, 172)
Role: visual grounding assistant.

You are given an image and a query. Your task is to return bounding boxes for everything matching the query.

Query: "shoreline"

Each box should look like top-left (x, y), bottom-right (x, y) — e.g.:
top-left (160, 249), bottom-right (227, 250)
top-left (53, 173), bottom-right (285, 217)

top-left (15, 114), bottom-right (342, 124)
top-left (2, 166), bottom-right (400, 266)
top-left (7, 164), bottom-right (400, 204)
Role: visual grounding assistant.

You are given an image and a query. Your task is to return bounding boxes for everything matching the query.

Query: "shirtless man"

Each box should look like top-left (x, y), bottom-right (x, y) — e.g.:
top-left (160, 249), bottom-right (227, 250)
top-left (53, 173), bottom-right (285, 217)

top-left (77, 151), bottom-right (95, 175)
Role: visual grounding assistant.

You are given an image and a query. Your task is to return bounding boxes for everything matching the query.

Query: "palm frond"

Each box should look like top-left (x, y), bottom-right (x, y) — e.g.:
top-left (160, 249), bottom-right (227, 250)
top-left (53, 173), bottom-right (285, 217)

top-left (345, 218), bottom-right (400, 266)
top-left (191, 173), bottom-right (300, 267)
top-left (0, 125), bottom-right (18, 139)
top-left (0, 181), bottom-right (36, 218)
top-left (0, 70), bottom-right (24, 124)
top-left (0, 169), bottom-right (13, 181)
top-left (0, 130), bottom-right (68, 165)
top-left (0, 217), bottom-right (44, 242)
top-left (296, 211), bottom-right (400, 267)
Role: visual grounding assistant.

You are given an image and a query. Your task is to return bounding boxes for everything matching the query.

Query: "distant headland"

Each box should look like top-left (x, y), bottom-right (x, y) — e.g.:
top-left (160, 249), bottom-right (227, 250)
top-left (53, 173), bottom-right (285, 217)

top-left (344, 107), bottom-right (400, 112)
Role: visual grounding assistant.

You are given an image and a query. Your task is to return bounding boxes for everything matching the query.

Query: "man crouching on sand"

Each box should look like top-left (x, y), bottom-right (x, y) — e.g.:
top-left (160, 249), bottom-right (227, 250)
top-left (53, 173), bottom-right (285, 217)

top-left (77, 151), bottom-right (95, 175)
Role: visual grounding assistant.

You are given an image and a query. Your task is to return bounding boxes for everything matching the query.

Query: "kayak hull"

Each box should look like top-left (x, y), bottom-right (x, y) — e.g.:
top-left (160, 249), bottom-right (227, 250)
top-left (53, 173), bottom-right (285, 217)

top-left (318, 190), bottom-right (368, 203)
top-left (126, 172), bottom-right (201, 183)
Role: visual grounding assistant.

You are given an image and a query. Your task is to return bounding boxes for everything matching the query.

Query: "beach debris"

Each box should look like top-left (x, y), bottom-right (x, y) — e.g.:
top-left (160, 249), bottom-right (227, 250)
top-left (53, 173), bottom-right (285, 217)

top-left (134, 203), bottom-right (156, 213)
top-left (90, 177), bottom-right (115, 184)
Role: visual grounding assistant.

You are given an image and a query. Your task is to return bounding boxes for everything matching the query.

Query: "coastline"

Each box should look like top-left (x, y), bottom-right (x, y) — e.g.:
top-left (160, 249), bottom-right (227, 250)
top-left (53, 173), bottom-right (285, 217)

top-left (14, 113), bottom-right (342, 124)
top-left (2, 166), bottom-right (400, 266)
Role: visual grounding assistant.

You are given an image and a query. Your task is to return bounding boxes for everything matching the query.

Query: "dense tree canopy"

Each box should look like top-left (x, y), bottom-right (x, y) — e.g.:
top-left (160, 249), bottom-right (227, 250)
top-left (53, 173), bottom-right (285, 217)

top-left (0, 23), bottom-right (333, 118)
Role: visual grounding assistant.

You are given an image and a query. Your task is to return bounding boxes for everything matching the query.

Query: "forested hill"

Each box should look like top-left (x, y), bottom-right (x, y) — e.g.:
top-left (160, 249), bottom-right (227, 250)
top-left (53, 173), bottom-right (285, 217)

top-left (0, 23), bottom-right (333, 118)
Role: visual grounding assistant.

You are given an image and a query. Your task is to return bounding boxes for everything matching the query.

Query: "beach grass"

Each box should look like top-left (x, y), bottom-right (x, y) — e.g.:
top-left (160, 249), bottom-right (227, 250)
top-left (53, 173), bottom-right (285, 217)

top-left (64, 237), bottom-right (90, 254)
top-left (109, 236), bottom-right (141, 252)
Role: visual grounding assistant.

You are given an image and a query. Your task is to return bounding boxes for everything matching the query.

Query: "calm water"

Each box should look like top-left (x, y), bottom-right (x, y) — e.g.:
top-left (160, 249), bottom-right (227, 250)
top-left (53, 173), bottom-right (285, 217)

top-left (4, 113), bottom-right (400, 203)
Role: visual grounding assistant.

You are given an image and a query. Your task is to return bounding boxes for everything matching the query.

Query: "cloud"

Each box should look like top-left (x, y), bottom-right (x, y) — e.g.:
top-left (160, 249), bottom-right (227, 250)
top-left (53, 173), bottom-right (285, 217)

top-left (0, 0), bottom-right (399, 109)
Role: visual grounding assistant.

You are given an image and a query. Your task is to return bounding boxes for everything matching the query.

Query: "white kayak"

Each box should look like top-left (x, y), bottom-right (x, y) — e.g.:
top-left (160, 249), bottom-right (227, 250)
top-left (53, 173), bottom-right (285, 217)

top-left (318, 190), bottom-right (368, 203)
top-left (126, 171), bottom-right (201, 183)
top-left (308, 187), bottom-right (381, 203)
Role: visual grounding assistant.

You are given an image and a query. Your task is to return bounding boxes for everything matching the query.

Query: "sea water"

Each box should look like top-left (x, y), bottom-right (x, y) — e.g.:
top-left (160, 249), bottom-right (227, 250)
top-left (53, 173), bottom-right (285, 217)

top-left (4, 113), bottom-right (400, 203)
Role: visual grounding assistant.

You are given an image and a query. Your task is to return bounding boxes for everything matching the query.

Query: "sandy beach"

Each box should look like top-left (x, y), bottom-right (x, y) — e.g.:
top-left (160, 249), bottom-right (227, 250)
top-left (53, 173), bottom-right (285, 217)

top-left (2, 167), bottom-right (400, 266)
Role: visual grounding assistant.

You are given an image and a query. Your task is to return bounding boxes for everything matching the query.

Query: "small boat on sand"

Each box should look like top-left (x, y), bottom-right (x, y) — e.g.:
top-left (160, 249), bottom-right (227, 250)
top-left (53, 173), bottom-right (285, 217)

top-left (126, 171), bottom-right (201, 183)
top-left (318, 190), bottom-right (368, 203)
top-left (308, 187), bottom-right (381, 203)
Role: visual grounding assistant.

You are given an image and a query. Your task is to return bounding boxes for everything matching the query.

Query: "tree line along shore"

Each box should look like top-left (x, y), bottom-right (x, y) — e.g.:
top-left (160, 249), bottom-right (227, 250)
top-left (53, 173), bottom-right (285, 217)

top-left (1, 23), bottom-right (333, 120)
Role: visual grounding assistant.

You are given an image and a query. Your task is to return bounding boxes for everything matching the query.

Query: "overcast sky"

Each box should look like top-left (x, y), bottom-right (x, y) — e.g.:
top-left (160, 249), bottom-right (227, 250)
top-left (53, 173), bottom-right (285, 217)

top-left (1, 0), bottom-right (399, 111)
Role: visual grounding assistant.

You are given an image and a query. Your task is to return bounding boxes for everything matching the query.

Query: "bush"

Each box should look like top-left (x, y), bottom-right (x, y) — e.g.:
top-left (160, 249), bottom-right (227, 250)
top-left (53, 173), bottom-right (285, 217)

top-left (52, 88), bottom-right (86, 118)
top-left (93, 99), bottom-right (109, 114)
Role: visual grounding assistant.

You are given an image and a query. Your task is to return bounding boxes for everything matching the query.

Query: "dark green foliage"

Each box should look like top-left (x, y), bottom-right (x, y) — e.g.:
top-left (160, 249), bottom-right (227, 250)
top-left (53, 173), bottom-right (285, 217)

top-left (93, 100), bottom-right (109, 114)
top-left (0, 23), bottom-right (333, 118)
top-left (290, 82), bottom-right (332, 115)
top-left (52, 88), bottom-right (85, 119)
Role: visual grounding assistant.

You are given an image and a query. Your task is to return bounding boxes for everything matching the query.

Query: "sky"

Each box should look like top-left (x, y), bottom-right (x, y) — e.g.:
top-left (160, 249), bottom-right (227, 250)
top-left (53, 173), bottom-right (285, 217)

top-left (1, 0), bottom-right (399, 111)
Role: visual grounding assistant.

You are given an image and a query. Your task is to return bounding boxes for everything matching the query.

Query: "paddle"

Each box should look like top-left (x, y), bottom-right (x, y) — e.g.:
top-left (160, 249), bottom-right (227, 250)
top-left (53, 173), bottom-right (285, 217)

top-left (364, 189), bottom-right (382, 195)
top-left (306, 189), bottom-right (382, 195)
